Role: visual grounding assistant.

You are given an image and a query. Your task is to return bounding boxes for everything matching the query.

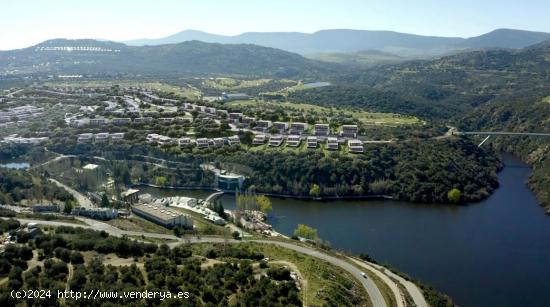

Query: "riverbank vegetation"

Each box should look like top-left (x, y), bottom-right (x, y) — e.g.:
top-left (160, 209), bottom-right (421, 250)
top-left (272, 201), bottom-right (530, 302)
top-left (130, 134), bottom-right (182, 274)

top-left (221, 139), bottom-right (501, 203)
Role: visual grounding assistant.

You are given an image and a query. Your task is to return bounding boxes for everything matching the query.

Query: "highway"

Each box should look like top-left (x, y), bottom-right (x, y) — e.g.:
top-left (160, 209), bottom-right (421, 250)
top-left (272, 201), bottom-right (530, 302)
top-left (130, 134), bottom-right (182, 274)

top-left (9, 217), bottom-right (422, 307)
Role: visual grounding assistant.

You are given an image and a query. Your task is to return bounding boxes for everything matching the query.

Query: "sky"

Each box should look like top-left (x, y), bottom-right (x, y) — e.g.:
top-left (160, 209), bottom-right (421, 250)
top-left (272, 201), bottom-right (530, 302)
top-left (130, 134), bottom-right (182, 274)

top-left (1, 0), bottom-right (549, 50)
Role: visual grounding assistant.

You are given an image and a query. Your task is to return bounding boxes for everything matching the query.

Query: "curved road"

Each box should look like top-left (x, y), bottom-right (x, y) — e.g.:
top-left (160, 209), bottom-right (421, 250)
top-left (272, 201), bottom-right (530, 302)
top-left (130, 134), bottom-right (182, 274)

top-left (12, 217), bottom-right (427, 307)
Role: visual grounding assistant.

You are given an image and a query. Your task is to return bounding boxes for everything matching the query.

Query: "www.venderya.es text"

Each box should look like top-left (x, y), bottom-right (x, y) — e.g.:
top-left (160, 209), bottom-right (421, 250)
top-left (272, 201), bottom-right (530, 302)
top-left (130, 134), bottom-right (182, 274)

top-left (11, 289), bottom-right (190, 301)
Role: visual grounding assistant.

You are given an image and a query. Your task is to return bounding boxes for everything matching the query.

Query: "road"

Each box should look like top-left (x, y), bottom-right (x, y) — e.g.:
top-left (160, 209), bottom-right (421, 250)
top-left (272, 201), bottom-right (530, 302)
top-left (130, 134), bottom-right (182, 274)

top-left (350, 258), bottom-right (405, 307)
top-left (47, 179), bottom-right (94, 208)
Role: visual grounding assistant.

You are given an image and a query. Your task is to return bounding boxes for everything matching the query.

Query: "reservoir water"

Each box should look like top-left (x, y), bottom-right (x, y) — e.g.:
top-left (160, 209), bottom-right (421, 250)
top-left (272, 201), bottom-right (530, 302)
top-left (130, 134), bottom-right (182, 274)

top-left (145, 154), bottom-right (550, 307)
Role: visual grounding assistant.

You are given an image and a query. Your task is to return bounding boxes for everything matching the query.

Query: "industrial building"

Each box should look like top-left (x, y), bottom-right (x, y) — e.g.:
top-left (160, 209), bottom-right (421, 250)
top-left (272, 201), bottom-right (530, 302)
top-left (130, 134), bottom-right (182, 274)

top-left (131, 204), bottom-right (193, 229)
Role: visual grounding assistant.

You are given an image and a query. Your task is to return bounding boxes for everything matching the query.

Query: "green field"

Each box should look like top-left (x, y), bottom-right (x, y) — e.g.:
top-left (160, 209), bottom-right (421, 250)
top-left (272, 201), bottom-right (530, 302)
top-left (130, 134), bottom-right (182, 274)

top-left (43, 80), bottom-right (200, 99)
top-left (229, 99), bottom-right (421, 125)
top-left (201, 78), bottom-right (273, 89)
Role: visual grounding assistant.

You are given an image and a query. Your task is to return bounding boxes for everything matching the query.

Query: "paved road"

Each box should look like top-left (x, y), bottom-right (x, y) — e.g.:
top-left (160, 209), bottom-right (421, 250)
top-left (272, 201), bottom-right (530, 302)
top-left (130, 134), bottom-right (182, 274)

top-left (350, 258), bottom-right (405, 307)
top-left (14, 217), bottom-right (387, 307)
top-left (47, 179), bottom-right (94, 208)
top-left (369, 262), bottom-right (428, 307)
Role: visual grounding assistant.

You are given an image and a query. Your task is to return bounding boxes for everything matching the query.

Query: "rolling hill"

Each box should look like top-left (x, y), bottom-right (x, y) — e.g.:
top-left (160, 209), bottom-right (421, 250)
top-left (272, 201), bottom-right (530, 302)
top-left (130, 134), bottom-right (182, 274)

top-left (0, 39), bottom-right (333, 78)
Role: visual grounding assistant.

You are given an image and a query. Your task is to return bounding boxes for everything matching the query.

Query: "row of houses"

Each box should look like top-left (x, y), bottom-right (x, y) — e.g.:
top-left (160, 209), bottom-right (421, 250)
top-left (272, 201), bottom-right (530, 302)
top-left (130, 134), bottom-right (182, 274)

top-left (226, 114), bottom-right (358, 137)
top-left (253, 134), bottom-right (364, 152)
top-left (146, 133), bottom-right (241, 148)
top-left (70, 116), bottom-right (193, 127)
top-left (1, 135), bottom-right (49, 145)
top-left (0, 105), bottom-right (44, 123)
top-left (77, 132), bottom-right (124, 143)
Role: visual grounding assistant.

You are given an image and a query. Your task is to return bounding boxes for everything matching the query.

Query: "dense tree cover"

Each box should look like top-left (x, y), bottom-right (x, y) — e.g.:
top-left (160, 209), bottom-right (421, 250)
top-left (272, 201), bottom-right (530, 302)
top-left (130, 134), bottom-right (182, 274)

top-left (0, 218), bottom-right (20, 235)
top-left (220, 139), bottom-right (501, 203)
top-left (0, 169), bottom-right (74, 205)
top-left (0, 227), bottom-right (301, 306)
top-left (33, 226), bottom-right (157, 258)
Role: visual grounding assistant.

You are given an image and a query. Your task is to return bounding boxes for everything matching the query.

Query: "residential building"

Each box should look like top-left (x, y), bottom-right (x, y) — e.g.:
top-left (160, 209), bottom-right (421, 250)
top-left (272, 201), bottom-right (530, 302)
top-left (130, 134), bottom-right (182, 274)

top-left (229, 113), bottom-right (243, 122)
top-left (206, 107), bottom-right (217, 114)
top-left (193, 105), bottom-right (205, 112)
top-left (216, 109), bottom-right (229, 117)
top-left (213, 138), bottom-right (225, 147)
top-left (196, 138), bottom-right (210, 149)
top-left (242, 116), bottom-right (256, 127)
top-left (146, 133), bottom-right (161, 143)
top-left (269, 135), bottom-right (283, 147)
top-left (314, 124), bottom-right (330, 136)
top-left (307, 136), bottom-right (318, 148)
top-left (286, 135), bottom-right (301, 147)
top-left (89, 118), bottom-right (107, 126)
top-left (290, 122), bottom-right (308, 134)
top-left (111, 132), bottom-right (124, 141)
top-left (341, 125), bottom-right (359, 138)
top-left (227, 135), bottom-right (240, 146)
top-left (273, 122), bottom-right (289, 133)
top-left (133, 117), bottom-right (153, 124)
top-left (348, 139), bottom-right (364, 153)
top-left (256, 120), bottom-right (273, 131)
top-left (178, 137), bottom-right (192, 147)
top-left (111, 118), bottom-right (131, 125)
top-left (95, 132), bottom-right (109, 142)
top-left (77, 133), bottom-right (93, 143)
top-left (157, 135), bottom-right (175, 146)
top-left (252, 134), bottom-right (267, 145)
top-left (131, 204), bottom-right (193, 229)
top-left (326, 137), bottom-right (339, 150)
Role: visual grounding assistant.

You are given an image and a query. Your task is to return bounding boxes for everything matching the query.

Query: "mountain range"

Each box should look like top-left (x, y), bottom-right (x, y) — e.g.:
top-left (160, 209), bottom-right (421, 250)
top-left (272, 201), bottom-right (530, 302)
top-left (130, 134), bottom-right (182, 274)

top-left (124, 28), bottom-right (550, 55)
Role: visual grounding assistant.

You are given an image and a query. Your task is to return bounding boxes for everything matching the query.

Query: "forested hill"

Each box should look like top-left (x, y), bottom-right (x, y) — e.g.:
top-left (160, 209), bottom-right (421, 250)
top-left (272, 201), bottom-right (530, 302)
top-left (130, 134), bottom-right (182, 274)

top-left (290, 40), bottom-right (550, 119)
top-left (0, 39), bottom-right (335, 78)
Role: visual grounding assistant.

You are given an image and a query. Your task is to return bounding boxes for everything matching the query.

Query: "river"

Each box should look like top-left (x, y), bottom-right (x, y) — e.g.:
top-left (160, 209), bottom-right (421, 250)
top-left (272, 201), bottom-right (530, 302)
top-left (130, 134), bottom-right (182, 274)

top-left (141, 154), bottom-right (550, 307)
